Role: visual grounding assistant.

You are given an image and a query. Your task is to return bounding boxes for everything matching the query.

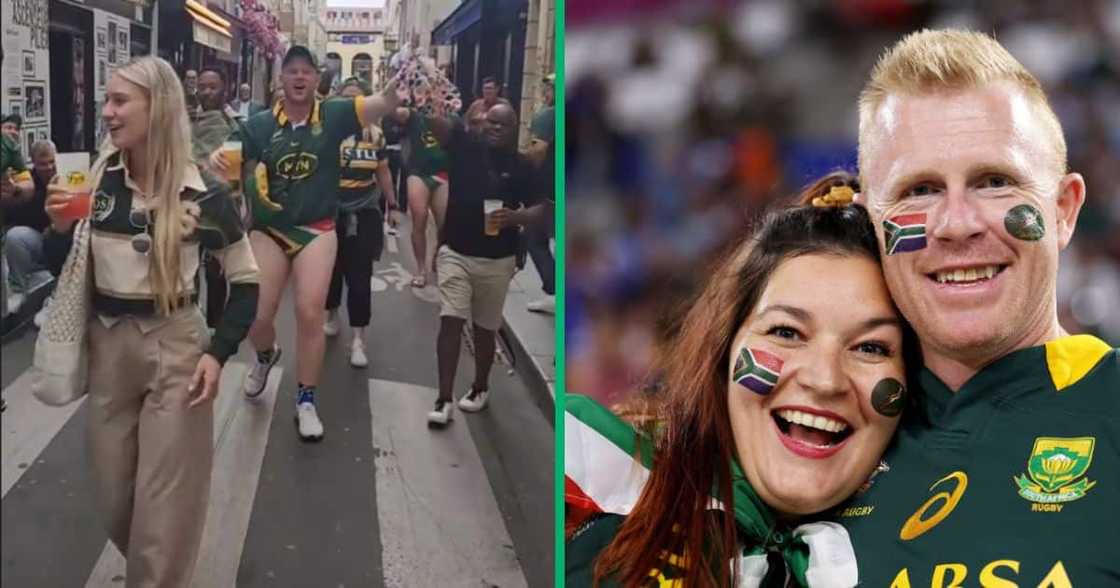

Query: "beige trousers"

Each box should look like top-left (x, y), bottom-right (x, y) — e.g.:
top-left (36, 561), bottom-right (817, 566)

top-left (436, 245), bottom-right (517, 331)
top-left (87, 307), bottom-right (214, 588)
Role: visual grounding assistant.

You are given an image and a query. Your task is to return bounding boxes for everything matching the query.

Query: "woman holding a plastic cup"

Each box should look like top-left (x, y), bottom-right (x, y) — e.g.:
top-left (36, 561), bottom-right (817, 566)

top-left (42, 56), bottom-right (260, 587)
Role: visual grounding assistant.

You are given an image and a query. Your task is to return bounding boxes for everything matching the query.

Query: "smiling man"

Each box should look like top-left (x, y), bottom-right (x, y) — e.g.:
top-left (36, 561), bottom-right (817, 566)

top-left (839, 29), bottom-right (1120, 585)
top-left (421, 103), bottom-right (545, 425)
top-left (233, 45), bottom-right (398, 442)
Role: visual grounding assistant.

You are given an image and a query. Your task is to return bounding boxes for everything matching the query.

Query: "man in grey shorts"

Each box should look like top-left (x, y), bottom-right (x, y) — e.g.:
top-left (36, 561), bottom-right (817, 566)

top-left (424, 103), bottom-right (546, 426)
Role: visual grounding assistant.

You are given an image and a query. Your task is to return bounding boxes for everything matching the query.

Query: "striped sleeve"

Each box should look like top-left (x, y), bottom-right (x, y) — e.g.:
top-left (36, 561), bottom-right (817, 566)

top-left (194, 175), bottom-right (259, 364)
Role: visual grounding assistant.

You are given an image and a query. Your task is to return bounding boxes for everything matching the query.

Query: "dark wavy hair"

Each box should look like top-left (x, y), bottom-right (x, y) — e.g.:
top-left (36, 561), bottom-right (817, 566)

top-left (591, 171), bottom-right (919, 586)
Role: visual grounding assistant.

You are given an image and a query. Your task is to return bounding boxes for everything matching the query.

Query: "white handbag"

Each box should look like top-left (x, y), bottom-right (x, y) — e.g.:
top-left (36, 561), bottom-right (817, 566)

top-left (31, 218), bottom-right (93, 406)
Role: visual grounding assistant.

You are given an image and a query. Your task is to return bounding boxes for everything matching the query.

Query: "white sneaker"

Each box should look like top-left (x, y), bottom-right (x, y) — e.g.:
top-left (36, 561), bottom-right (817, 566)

top-left (243, 345), bottom-right (281, 399)
top-left (350, 338), bottom-right (368, 368)
top-left (457, 387), bottom-right (490, 412)
top-left (295, 401), bottom-right (325, 441)
top-left (427, 399), bottom-right (453, 426)
top-left (323, 310), bottom-right (340, 337)
top-left (527, 295), bottom-right (555, 314)
top-left (33, 295), bottom-right (51, 328)
top-left (7, 293), bottom-right (25, 314)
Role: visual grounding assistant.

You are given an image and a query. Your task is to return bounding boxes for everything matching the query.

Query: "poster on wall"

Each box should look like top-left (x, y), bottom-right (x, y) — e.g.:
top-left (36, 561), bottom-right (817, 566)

top-left (93, 10), bottom-right (130, 145)
top-left (1, 0), bottom-right (51, 140)
top-left (25, 85), bottom-right (45, 119)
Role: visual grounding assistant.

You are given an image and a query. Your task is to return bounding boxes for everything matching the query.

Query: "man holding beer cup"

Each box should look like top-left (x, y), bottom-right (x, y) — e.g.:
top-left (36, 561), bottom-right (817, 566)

top-left (193, 65), bottom-right (246, 330)
top-left (422, 103), bottom-right (545, 425)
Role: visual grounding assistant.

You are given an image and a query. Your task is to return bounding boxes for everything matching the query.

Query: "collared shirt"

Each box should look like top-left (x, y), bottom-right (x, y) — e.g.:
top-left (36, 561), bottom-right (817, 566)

top-left (338, 127), bottom-right (386, 213)
top-left (44, 148), bottom-right (260, 364)
top-left (241, 97), bottom-right (370, 227)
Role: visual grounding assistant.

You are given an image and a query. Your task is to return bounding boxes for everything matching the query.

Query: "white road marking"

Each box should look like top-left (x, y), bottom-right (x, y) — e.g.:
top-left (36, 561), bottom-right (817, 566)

top-left (369, 379), bottom-right (526, 588)
top-left (1, 372), bottom-right (86, 498)
top-left (84, 363), bottom-right (282, 588)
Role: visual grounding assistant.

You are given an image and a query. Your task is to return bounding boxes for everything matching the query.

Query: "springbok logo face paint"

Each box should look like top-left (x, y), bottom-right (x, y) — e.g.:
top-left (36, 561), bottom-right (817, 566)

top-left (883, 213), bottom-right (928, 255)
top-left (871, 378), bottom-right (906, 417)
top-left (733, 347), bottom-right (784, 396)
top-left (1004, 204), bottom-right (1045, 241)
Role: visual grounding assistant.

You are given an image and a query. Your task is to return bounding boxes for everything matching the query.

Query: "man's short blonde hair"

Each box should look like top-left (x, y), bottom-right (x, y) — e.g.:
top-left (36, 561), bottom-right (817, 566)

top-left (858, 29), bottom-right (1067, 181)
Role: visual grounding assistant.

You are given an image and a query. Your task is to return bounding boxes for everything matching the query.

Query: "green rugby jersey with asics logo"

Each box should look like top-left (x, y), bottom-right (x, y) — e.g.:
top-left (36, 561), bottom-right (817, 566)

top-left (835, 335), bottom-right (1119, 587)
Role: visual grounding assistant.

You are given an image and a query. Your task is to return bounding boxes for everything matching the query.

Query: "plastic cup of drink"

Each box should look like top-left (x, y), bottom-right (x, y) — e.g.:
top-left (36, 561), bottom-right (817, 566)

top-left (61, 189), bottom-right (93, 221)
top-left (483, 199), bottom-right (503, 236)
top-left (222, 141), bottom-right (243, 183)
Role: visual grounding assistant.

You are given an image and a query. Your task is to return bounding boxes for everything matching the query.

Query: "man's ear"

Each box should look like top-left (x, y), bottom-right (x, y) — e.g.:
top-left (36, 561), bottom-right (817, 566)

top-left (1054, 172), bottom-right (1086, 250)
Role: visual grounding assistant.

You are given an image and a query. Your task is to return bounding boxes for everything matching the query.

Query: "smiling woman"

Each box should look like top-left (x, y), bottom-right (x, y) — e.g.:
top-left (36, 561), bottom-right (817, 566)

top-left (564, 172), bottom-right (920, 587)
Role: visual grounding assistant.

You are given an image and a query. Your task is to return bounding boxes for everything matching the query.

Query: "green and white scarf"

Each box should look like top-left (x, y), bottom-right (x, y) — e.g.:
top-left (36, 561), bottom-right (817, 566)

top-left (565, 395), bottom-right (858, 587)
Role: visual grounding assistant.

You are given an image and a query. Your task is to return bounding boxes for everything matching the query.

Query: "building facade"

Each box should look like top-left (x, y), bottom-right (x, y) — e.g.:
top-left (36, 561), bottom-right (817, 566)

top-left (322, 6), bottom-right (386, 86)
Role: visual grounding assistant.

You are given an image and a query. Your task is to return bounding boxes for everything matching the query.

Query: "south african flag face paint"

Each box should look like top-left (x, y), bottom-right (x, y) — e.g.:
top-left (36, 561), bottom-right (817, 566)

top-left (733, 347), bottom-right (784, 396)
top-left (883, 213), bottom-right (928, 255)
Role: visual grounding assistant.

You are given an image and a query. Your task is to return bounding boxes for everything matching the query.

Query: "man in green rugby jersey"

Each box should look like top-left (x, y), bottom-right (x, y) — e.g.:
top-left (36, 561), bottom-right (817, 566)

top-left (841, 29), bottom-right (1119, 586)
top-left (217, 45), bottom-right (398, 442)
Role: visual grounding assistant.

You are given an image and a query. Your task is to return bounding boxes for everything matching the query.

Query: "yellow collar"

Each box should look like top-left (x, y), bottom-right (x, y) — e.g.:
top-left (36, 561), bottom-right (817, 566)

top-left (273, 98), bottom-right (322, 127)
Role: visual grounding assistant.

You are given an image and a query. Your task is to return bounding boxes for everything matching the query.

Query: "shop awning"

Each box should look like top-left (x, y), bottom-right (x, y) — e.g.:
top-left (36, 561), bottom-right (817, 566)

top-left (187, 0), bottom-right (233, 53)
top-left (432, 0), bottom-right (480, 45)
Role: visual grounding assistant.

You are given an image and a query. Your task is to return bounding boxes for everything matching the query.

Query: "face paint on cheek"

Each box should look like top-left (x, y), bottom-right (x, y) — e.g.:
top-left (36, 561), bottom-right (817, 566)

top-left (732, 347), bottom-right (784, 396)
top-left (1004, 204), bottom-right (1045, 241)
top-left (883, 213), bottom-right (927, 255)
top-left (871, 378), bottom-right (906, 417)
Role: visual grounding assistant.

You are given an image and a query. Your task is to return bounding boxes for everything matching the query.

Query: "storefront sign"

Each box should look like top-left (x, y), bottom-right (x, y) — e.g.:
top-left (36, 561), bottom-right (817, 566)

top-left (1, 0), bottom-right (52, 148)
top-left (194, 21), bottom-right (233, 53)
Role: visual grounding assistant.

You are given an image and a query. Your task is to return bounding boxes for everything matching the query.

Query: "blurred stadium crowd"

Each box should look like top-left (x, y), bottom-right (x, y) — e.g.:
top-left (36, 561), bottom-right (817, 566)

top-left (565, 0), bottom-right (1120, 406)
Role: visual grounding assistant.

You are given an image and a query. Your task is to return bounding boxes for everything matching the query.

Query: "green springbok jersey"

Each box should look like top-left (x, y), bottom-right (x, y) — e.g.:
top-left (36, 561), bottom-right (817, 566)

top-left (242, 97), bottom-right (369, 227)
top-left (835, 335), bottom-right (1119, 587)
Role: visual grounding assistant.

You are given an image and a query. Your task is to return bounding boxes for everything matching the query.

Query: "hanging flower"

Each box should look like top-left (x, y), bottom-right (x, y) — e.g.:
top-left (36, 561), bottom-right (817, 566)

top-left (239, 0), bottom-right (286, 59)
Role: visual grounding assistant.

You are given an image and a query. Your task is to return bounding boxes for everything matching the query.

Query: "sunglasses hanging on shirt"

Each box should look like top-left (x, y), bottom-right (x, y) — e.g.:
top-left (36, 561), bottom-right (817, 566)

top-left (129, 207), bottom-right (152, 255)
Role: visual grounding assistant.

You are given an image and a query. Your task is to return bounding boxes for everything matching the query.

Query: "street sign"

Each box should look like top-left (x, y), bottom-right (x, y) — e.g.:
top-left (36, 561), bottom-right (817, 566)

top-left (341, 34), bottom-right (372, 44)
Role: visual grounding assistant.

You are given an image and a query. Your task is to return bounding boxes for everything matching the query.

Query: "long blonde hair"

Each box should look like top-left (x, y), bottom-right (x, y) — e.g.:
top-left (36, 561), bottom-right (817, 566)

top-left (103, 56), bottom-right (195, 315)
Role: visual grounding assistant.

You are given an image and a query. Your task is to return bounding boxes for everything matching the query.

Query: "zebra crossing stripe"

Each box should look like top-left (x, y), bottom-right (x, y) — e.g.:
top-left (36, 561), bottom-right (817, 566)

top-left (2, 371), bottom-right (86, 498)
top-left (369, 379), bottom-right (527, 588)
top-left (84, 362), bottom-right (282, 588)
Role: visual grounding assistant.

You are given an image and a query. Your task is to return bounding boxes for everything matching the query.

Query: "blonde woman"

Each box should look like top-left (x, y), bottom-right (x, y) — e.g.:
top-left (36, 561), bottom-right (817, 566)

top-left (42, 56), bottom-right (259, 587)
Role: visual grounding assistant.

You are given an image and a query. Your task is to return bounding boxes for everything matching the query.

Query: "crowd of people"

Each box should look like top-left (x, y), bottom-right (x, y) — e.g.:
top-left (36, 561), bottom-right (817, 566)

top-left (565, 0), bottom-right (1120, 407)
top-left (0, 40), bottom-right (554, 584)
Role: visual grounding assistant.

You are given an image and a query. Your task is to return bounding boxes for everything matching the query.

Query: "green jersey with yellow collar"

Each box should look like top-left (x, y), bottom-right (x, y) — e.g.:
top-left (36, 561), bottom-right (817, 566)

top-left (836, 335), bottom-right (1119, 587)
top-left (242, 97), bottom-right (370, 227)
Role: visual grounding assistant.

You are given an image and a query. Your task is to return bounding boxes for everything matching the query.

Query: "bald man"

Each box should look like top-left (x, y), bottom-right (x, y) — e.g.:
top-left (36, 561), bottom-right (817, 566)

top-left (231, 83), bottom-right (265, 120)
top-left (421, 103), bottom-right (546, 425)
